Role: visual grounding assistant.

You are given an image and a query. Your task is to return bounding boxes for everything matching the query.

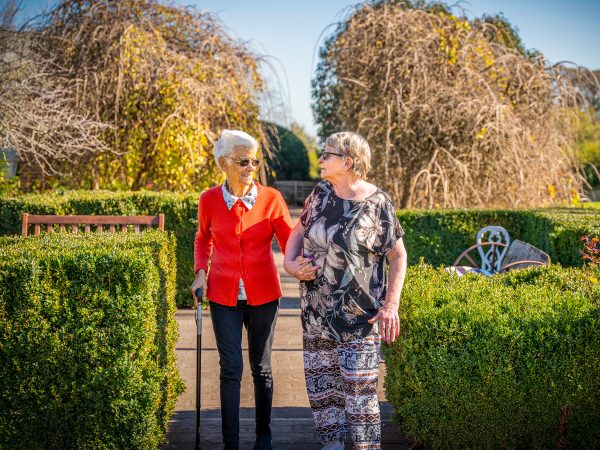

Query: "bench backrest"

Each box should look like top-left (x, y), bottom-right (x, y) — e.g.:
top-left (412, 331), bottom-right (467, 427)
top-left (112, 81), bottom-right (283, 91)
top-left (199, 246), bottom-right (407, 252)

top-left (21, 213), bottom-right (165, 236)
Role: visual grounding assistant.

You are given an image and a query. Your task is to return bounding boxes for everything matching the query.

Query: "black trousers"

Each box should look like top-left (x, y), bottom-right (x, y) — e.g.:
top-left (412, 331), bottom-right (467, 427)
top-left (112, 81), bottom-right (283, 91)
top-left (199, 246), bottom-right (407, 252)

top-left (209, 299), bottom-right (279, 450)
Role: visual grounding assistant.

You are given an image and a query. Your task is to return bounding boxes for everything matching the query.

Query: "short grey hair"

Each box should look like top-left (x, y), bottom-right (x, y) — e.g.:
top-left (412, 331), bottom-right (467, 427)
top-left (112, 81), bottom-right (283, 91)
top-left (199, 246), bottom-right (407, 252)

top-left (214, 129), bottom-right (258, 169)
top-left (325, 131), bottom-right (371, 179)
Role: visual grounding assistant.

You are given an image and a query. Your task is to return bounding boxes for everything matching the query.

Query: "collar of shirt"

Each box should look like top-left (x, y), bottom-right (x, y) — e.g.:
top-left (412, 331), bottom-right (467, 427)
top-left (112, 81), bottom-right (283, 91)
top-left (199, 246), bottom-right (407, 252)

top-left (222, 181), bottom-right (258, 211)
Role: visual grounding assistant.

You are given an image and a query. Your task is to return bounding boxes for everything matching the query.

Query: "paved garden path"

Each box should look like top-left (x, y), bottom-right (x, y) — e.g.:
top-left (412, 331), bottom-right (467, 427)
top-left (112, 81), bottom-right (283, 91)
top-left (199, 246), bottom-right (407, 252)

top-left (161, 209), bottom-right (410, 450)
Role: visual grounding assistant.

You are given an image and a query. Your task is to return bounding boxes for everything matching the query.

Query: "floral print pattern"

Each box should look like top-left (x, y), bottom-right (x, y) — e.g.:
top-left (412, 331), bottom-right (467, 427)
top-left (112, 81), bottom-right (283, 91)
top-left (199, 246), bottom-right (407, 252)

top-left (300, 181), bottom-right (404, 342)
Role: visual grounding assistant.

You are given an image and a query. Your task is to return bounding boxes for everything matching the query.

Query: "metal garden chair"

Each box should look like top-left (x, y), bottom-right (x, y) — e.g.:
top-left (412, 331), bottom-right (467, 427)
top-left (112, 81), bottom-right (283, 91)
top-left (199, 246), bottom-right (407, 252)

top-left (450, 226), bottom-right (550, 275)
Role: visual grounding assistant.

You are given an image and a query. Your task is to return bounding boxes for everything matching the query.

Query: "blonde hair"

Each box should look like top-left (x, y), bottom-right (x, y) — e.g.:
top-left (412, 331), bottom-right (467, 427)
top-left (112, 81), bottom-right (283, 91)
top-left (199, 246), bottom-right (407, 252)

top-left (325, 131), bottom-right (371, 178)
top-left (214, 129), bottom-right (258, 169)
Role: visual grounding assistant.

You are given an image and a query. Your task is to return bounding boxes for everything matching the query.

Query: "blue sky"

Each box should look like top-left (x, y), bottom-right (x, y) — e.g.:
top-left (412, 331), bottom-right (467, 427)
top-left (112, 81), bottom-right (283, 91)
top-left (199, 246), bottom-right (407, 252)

top-left (16, 0), bottom-right (600, 137)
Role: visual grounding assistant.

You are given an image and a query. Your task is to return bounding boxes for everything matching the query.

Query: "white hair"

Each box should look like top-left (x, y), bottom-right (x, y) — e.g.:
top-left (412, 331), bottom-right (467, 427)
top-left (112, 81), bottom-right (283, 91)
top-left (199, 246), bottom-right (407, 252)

top-left (214, 129), bottom-right (258, 169)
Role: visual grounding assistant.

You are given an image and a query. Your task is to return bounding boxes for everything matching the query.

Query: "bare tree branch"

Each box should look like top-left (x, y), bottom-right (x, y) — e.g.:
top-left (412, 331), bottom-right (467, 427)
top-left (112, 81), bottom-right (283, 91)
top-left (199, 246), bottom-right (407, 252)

top-left (313, 4), bottom-right (597, 208)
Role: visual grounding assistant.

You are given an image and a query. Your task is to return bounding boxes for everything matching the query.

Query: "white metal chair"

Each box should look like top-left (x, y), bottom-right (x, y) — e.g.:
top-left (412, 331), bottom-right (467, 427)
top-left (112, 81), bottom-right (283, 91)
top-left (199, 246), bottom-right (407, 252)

top-left (452, 226), bottom-right (511, 274)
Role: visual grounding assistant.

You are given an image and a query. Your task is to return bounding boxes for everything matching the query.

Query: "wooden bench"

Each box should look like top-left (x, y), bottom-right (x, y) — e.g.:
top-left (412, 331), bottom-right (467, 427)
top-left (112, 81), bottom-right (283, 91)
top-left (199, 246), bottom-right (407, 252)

top-left (21, 213), bottom-right (165, 236)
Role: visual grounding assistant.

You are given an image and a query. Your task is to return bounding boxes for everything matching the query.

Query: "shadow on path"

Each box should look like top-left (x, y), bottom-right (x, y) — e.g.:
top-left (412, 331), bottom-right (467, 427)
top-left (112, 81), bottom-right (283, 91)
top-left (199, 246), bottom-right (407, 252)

top-left (162, 405), bottom-right (411, 450)
top-left (161, 205), bottom-right (411, 449)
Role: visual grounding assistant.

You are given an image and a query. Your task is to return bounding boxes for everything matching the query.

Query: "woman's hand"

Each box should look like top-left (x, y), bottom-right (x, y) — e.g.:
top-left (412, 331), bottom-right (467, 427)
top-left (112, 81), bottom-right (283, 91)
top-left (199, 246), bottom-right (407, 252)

top-left (284, 255), bottom-right (319, 281)
top-left (368, 303), bottom-right (400, 344)
top-left (190, 269), bottom-right (207, 307)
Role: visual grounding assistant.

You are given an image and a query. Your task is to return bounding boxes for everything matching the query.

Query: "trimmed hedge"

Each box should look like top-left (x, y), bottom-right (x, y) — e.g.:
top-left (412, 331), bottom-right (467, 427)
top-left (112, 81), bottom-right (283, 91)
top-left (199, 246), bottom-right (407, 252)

top-left (0, 191), bottom-right (198, 307)
top-left (583, 202), bottom-right (600, 210)
top-left (2, 192), bottom-right (600, 306)
top-left (396, 208), bottom-right (600, 268)
top-left (383, 264), bottom-right (600, 449)
top-left (0, 231), bottom-right (184, 449)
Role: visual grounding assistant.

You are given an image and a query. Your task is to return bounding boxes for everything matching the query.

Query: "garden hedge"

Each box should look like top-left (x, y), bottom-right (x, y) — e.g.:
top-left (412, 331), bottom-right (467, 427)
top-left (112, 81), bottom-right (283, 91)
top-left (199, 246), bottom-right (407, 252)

top-left (0, 191), bottom-right (198, 307)
top-left (383, 264), bottom-right (600, 449)
top-left (396, 208), bottom-right (600, 268)
top-left (1, 191), bottom-right (599, 306)
top-left (0, 231), bottom-right (184, 449)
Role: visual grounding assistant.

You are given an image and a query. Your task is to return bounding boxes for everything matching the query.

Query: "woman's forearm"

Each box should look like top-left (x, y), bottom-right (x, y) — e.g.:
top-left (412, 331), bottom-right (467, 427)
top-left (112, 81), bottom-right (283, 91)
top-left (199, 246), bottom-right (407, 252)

top-left (194, 196), bottom-right (212, 272)
top-left (284, 221), bottom-right (319, 280)
top-left (284, 221), bottom-right (304, 263)
top-left (385, 239), bottom-right (407, 307)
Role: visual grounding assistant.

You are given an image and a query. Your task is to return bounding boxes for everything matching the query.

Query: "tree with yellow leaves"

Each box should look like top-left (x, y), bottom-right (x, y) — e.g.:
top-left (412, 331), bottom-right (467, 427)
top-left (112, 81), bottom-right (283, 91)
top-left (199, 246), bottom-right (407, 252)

top-left (313, 1), bottom-right (596, 208)
top-left (6, 0), bottom-right (268, 191)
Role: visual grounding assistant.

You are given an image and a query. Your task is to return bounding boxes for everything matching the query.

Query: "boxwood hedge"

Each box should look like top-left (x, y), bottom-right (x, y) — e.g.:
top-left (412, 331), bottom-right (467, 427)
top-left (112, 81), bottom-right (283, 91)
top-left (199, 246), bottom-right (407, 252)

top-left (0, 231), bottom-right (184, 449)
top-left (383, 264), bottom-right (600, 449)
top-left (0, 191), bottom-right (198, 307)
top-left (396, 208), bottom-right (600, 268)
top-left (1, 192), bottom-right (599, 306)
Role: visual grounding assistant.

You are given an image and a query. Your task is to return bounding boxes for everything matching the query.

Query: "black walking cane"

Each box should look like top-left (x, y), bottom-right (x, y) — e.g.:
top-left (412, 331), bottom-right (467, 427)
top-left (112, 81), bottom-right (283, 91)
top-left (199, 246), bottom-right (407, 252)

top-left (194, 288), bottom-right (203, 450)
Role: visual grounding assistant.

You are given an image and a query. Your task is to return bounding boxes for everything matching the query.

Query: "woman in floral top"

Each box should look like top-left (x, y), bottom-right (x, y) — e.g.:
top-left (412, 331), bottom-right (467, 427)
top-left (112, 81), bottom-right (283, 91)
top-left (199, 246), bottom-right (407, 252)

top-left (284, 132), bottom-right (407, 450)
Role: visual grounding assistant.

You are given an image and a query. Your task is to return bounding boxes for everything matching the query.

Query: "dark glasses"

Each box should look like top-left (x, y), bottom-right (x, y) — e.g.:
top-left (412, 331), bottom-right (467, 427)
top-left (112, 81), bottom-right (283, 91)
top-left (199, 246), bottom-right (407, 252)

top-left (318, 150), bottom-right (346, 160)
top-left (225, 156), bottom-right (260, 167)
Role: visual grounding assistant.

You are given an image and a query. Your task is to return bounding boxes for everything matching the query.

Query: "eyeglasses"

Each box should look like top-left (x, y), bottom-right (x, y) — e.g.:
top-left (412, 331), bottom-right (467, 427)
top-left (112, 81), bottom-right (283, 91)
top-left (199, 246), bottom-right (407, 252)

top-left (318, 150), bottom-right (346, 160)
top-left (224, 156), bottom-right (260, 167)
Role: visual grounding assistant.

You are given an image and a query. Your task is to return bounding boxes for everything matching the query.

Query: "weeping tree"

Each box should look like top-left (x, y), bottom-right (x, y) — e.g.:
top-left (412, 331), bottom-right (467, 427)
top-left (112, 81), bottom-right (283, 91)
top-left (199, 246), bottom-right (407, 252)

top-left (0, 10), bottom-right (112, 178)
top-left (2, 0), bottom-right (269, 191)
top-left (313, 1), bottom-right (597, 208)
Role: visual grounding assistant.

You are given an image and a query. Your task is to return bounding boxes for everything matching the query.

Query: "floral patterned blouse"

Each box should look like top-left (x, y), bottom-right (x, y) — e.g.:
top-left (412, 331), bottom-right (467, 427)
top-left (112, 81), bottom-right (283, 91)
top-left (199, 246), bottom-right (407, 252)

top-left (300, 181), bottom-right (404, 342)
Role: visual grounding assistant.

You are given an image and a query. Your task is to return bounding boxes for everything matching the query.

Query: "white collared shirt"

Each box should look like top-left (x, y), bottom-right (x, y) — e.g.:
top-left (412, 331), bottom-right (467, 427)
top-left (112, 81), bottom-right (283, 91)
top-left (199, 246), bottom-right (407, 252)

top-left (222, 182), bottom-right (258, 211)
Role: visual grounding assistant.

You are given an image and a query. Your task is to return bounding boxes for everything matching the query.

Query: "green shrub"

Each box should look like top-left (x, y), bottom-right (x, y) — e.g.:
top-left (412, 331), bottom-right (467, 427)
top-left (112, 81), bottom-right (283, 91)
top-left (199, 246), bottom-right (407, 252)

top-left (397, 208), bottom-right (600, 267)
top-left (2, 192), bottom-right (600, 306)
top-left (383, 264), bottom-right (600, 449)
top-left (583, 202), bottom-right (600, 210)
top-left (0, 190), bottom-right (198, 307)
top-left (0, 231), bottom-right (184, 449)
top-left (264, 123), bottom-right (311, 181)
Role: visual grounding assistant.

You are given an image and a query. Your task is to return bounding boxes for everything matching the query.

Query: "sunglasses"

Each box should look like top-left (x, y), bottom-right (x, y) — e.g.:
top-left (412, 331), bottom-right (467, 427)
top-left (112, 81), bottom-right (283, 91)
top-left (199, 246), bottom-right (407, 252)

top-left (224, 156), bottom-right (260, 167)
top-left (318, 150), bottom-right (346, 160)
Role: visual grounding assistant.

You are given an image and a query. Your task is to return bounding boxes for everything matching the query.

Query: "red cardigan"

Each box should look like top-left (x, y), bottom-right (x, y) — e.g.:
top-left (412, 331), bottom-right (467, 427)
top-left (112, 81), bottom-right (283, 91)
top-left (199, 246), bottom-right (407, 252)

top-left (194, 182), bottom-right (292, 306)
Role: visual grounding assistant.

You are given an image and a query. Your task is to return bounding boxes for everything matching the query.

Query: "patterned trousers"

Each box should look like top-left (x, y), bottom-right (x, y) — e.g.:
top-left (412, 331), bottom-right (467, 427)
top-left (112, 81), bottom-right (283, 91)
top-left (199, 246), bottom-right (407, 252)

top-left (303, 333), bottom-right (382, 450)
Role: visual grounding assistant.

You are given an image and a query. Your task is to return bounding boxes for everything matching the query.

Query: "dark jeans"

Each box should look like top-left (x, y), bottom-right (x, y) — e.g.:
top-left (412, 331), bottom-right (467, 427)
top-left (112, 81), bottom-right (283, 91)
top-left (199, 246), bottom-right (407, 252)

top-left (209, 299), bottom-right (279, 450)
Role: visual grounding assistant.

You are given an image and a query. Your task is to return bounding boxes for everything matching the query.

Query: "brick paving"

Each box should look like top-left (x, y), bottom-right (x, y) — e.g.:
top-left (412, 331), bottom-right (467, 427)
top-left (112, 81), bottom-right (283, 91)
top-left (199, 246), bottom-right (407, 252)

top-left (161, 209), bottom-right (410, 450)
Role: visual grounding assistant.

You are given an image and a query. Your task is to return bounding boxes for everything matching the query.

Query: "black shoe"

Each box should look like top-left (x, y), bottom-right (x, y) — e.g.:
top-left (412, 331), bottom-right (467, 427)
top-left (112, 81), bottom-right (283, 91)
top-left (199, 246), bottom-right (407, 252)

top-left (253, 434), bottom-right (273, 450)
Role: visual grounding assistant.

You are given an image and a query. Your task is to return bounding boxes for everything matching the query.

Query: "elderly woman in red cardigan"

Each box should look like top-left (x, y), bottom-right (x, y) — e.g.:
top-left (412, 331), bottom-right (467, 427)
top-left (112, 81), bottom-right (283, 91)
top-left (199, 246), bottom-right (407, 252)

top-left (190, 129), bottom-right (316, 450)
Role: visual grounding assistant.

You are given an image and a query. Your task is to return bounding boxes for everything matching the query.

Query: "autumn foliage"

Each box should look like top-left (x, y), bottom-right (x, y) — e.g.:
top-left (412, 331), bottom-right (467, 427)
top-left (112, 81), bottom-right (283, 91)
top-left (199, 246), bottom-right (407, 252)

top-left (3, 0), bottom-right (268, 191)
top-left (313, 2), bottom-right (594, 208)
top-left (580, 235), bottom-right (600, 266)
